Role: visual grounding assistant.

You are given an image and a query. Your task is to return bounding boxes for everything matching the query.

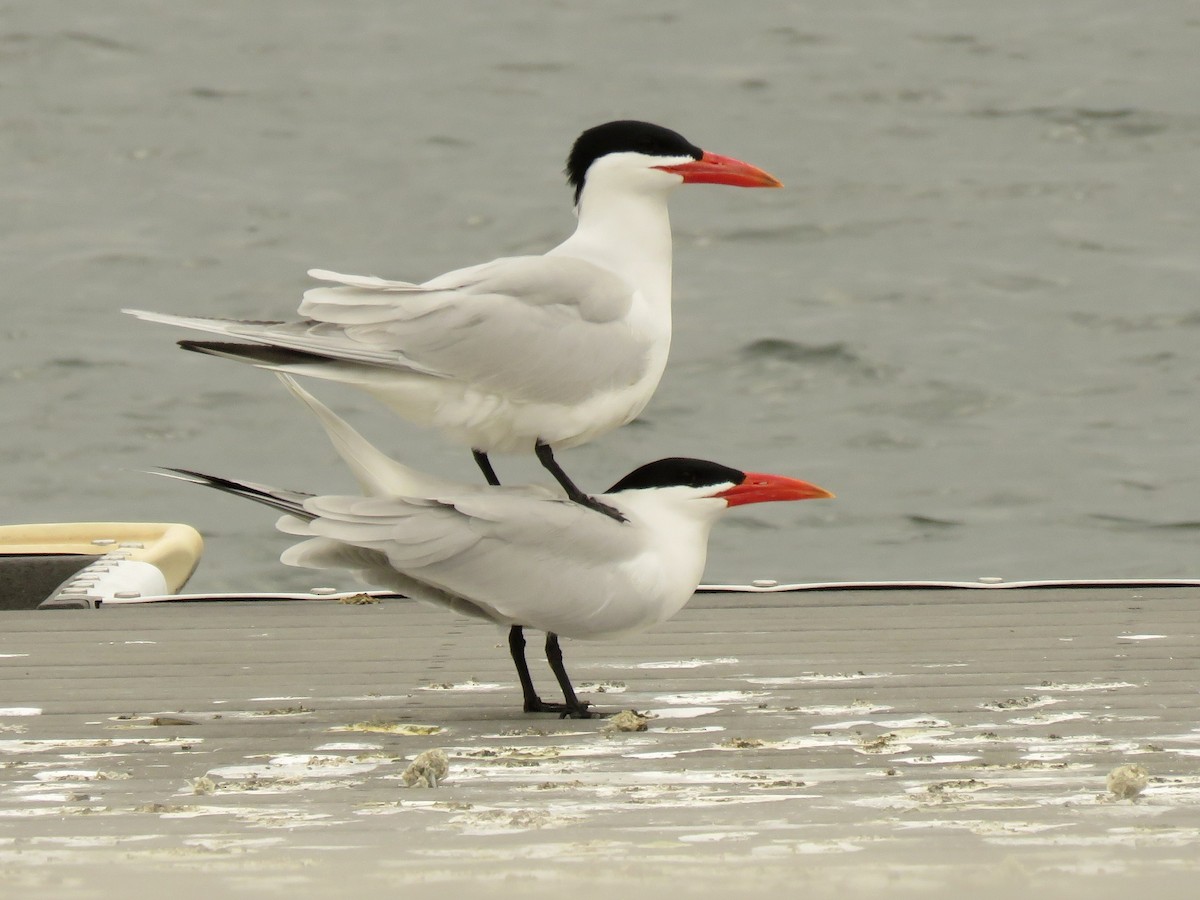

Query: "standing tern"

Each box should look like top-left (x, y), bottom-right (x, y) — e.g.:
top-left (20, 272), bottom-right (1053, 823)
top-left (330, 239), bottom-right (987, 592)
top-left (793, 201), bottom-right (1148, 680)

top-left (156, 377), bottom-right (832, 718)
top-left (125, 120), bottom-right (781, 519)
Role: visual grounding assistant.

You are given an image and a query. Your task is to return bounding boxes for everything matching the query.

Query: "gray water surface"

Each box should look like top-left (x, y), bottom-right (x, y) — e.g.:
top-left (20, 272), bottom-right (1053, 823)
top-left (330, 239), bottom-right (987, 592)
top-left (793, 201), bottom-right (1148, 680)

top-left (3, 1), bottom-right (1198, 591)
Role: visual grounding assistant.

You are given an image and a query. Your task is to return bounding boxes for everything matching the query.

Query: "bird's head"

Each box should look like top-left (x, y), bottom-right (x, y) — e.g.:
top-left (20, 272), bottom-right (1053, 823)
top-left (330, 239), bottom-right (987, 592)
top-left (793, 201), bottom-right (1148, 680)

top-left (606, 457), bottom-right (832, 511)
top-left (566, 120), bottom-right (782, 206)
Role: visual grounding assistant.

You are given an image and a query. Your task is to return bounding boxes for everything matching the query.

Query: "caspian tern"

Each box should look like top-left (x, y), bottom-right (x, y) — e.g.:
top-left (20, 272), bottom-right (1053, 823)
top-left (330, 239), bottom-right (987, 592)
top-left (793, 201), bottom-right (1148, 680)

top-left (125, 120), bottom-right (781, 519)
top-left (156, 377), bottom-right (831, 718)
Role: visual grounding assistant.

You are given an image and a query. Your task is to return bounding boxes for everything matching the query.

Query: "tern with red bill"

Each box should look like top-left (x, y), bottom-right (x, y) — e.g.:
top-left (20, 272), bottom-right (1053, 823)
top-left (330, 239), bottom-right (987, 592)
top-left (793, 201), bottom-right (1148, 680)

top-left (155, 377), bottom-right (831, 718)
top-left (125, 121), bottom-right (781, 520)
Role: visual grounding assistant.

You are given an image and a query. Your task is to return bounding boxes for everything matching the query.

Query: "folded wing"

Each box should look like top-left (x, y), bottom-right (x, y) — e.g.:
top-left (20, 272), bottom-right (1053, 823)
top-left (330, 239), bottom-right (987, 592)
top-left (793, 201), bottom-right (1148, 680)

top-left (124, 256), bottom-right (649, 405)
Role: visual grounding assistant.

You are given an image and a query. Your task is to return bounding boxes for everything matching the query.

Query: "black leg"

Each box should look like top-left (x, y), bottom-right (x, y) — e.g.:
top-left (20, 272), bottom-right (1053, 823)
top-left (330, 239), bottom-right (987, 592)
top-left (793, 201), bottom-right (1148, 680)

top-left (473, 449), bottom-right (500, 486)
top-left (509, 625), bottom-right (543, 712)
top-left (544, 632), bottom-right (592, 719)
top-left (534, 441), bottom-right (626, 523)
top-left (509, 626), bottom-right (584, 716)
top-left (493, 453), bottom-right (603, 718)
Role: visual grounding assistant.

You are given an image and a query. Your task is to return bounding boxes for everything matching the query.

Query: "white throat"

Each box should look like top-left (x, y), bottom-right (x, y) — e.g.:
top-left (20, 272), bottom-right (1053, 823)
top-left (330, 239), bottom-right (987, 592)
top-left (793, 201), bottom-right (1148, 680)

top-left (549, 172), bottom-right (677, 308)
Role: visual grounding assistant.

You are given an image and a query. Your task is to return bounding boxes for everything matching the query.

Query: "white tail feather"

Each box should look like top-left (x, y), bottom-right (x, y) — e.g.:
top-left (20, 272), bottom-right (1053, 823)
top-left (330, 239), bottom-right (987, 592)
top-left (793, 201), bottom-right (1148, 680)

top-left (306, 269), bottom-right (421, 290)
top-left (275, 374), bottom-right (459, 499)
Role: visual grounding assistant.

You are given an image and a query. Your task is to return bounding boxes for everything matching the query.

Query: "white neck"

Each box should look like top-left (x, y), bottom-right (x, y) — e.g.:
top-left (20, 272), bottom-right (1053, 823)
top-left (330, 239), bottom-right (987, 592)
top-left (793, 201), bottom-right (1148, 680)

top-left (549, 177), bottom-right (676, 307)
top-left (613, 492), bottom-right (727, 609)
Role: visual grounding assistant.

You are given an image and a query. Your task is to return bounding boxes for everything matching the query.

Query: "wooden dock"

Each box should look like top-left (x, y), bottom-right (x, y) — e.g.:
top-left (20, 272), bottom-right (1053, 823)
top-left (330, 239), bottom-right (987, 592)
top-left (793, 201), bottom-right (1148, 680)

top-left (2, 586), bottom-right (1198, 899)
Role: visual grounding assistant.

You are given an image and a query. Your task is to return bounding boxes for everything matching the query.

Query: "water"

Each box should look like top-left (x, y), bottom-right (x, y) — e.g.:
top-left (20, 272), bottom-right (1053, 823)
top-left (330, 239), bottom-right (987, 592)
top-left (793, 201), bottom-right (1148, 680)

top-left (3, 1), bottom-right (1198, 592)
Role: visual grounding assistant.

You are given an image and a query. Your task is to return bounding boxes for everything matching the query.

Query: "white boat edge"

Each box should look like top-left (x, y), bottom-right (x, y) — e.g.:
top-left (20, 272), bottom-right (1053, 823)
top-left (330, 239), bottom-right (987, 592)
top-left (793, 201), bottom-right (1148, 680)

top-left (97, 577), bottom-right (1200, 606)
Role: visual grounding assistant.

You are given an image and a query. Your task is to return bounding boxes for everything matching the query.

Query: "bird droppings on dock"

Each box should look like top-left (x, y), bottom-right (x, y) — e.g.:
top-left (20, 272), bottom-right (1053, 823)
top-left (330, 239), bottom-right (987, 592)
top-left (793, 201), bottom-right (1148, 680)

top-left (402, 749), bottom-right (450, 788)
top-left (418, 679), bottom-right (503, 693)
top-left (576, 681), bottom-right (627, 694)
top-left (338, 593), bottom-right (380, 605)
top-left (623, 657), bottom-right (739, 670)
top-left (188, 776), bottom-right (217, 796)
top-left (602, 710), bottom-right (650, 734)
top-left (1107, 764), bottom-right (1151, 801)
top-left (331, 721), bottom-right (445, 736)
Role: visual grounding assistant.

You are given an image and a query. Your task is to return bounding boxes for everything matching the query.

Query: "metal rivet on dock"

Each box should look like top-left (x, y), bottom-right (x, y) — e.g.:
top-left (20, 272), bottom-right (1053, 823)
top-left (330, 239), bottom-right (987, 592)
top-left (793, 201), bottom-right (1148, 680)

top-left (310, 587), bottom-right (339, 596)
top-left (978, 576), bottom-right (1004, 584)
top-left (752, 579), bottom-right (779, 588)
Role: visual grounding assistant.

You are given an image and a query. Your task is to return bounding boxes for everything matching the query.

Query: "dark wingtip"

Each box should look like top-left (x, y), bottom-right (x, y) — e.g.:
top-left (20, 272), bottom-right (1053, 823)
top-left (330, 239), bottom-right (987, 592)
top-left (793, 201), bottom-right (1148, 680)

top-left (178, 340), bottom-right (326, 366)
top-left (148, 465), bottom-right (316, 519)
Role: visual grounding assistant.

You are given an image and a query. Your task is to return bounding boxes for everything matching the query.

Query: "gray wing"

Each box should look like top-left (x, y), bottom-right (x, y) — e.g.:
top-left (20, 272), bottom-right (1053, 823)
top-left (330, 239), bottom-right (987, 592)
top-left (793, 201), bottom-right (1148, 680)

top-left (125, 256), bottom-right (651, 405)
top-left (288, 488), bottom-right (636, 609)
top-left (299, 258), bottom-right (649, 403)
top-left (296, 486), bottom-right (617, 568)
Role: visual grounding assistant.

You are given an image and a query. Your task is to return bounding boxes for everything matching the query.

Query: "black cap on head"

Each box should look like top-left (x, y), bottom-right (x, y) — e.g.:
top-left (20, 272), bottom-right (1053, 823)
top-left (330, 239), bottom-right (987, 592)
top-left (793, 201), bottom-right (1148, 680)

top-left (566, 120), bottom-right (702, 203)
top-left (605, 457), bottom-right (745, 494)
